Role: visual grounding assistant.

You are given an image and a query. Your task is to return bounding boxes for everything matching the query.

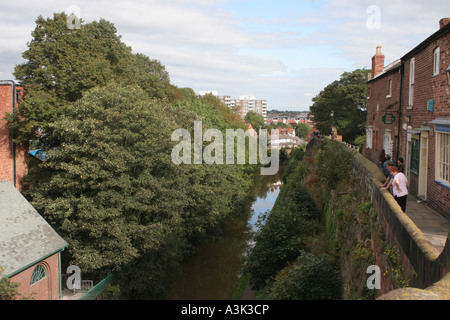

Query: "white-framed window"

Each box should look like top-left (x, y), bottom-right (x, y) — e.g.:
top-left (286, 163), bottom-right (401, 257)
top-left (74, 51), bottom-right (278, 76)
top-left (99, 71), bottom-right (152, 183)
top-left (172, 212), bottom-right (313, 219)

top-left (408, 58), bottom-right (415, 107)
top-left (433, 47), bottom-right (440, 76)
top-left (383, 130), bottom-right (393, 157)
top-left (387, 79), bottom-right (392, 98)
top-left (436, 130), bottom-right (450, 186)
top-left (366, 127), bottom-right (373, 149)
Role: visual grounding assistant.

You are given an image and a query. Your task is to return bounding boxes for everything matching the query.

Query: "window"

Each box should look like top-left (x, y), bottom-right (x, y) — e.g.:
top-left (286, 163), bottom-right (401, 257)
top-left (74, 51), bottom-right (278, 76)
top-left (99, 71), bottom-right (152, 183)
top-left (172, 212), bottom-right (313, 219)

top-left (383, 131), bottom-right (392, 157)
top-left (433, 47), bottom-right (440, 76)
top-left (366, 127), bottom-right (373, 149)
top-left (408, 58), bottom-right (415, 107)
top-left (436, 130), bottom-right (450, 185)
top-left (410, 136), bottom-right (420, 175)
top-left (387, 79), bottom-right (392, 98)
top-left (30, 265), bottom-right (47, 285)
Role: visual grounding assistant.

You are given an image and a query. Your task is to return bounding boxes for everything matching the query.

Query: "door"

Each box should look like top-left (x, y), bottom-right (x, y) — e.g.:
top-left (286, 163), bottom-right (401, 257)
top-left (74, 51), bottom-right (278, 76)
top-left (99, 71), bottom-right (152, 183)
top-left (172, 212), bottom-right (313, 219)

top-left (418, 133), bottom-right (428, 201)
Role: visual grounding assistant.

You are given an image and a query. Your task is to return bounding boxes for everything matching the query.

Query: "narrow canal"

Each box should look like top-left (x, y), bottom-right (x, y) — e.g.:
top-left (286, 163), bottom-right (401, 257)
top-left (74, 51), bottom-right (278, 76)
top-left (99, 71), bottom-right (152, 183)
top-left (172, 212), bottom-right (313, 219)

top-left (168, 167), bottom-right (285, 300)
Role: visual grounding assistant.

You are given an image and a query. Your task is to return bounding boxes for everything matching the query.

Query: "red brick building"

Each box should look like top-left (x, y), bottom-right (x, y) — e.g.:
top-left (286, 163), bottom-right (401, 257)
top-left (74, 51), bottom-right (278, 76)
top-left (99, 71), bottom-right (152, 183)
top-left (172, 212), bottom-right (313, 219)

top-left (365, 46), bottom-right (402, 165)
top-left (0, 180), bottom-right (68, 300)
top-left (364, 19), bottom-right (450, 218)
top-left (0, 81), bottom-right (28, 191)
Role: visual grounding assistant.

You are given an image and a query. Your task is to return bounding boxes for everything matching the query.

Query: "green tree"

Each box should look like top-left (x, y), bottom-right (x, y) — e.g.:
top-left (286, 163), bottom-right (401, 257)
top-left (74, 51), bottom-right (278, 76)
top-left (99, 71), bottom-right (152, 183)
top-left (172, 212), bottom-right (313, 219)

top-left (268, 252), bottom-right (342, 300)
top-left (26, 83), bottom-right (184, 272)
top-left (294, 123), bottom-right (311, 138)
top-left (24, 83), bottom-right (249, 297)
top-left (0, 267), bottom-right (35, 300)
top-left (245, 111), bottom-right (265, 130)
top-left (15, 13), bottom-right (253, 299)
top-left (8, 13), bottom-right (173, 143)
top-left (309, 69), bottom-right (369, 143)
top-left (244, 156), bottom-right (320, 291)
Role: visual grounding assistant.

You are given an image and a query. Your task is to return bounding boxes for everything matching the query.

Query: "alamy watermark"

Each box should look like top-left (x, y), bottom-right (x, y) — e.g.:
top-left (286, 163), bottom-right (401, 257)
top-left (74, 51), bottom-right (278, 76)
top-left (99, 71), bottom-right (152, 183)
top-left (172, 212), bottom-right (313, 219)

top-left (66, 5), bottom-right (82, 30)
top-left (171, 121), bottom-right (280, 175)
top-left (66, 265), bottom-right (81, 290)
top-left (367, 5), bottom-right (381, 30)
top-left (367, 265), bottom-right (381, 290)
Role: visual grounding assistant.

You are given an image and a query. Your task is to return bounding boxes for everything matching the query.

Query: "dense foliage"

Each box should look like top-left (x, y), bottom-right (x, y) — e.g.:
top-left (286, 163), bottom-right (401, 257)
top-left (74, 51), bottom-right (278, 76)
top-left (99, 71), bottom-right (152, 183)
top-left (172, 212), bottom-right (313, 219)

top-left (14, 13), bottom-right (255, 298)
top-left (7, 13), bottom-right (185, 143)
top-left (244, 146), bottom-right (342, 299)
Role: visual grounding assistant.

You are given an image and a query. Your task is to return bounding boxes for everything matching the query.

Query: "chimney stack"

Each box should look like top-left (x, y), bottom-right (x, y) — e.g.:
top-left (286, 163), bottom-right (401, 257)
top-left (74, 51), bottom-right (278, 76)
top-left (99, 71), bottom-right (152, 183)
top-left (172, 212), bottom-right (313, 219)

top-left (371, 45), bottom-right (385, 78)
top-left (439, 18), bottom-right (450, 29)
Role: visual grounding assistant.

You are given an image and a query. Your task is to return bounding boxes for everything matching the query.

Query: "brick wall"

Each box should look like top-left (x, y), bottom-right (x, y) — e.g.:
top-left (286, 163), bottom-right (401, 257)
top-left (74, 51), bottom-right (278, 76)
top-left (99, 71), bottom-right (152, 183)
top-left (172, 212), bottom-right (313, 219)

top-left (351, 145), bottom-right (449, 291)
top-left (0, 84), bottom-right (28, 191)
top-left (400, 29), bottom-right (450, 218)
top-left (10, 253), bottom-right (62, 300)
top-left (365, 62), bottom-right (402, 164)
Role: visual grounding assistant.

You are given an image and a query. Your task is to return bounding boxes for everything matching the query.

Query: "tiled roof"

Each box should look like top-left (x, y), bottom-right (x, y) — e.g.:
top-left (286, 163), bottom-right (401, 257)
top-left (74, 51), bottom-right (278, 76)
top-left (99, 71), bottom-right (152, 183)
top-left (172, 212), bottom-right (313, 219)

top-left (0, 180), bottom-right (68, 277)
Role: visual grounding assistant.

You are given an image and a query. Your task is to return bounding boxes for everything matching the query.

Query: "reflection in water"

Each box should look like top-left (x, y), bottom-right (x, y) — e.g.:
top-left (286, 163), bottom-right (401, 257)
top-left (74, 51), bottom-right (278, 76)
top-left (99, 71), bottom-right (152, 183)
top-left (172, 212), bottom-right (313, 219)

top-left (168, 167), bottom-right (284, 300)
top-left (248, 182), bottom-right (281, 232)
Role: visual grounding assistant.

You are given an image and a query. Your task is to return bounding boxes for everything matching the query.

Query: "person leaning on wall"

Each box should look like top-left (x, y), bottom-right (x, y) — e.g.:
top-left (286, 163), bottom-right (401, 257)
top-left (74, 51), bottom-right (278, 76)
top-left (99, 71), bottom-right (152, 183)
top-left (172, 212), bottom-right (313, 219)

top-left (378, 161), bottom-right (395, 193)
top-left (388, 166), bottom-right (408, 213)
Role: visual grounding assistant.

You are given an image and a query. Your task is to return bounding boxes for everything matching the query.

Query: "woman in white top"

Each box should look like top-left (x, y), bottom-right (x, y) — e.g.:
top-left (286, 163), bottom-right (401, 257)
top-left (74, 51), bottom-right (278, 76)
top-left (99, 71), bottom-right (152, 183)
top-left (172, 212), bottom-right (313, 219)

top-left (389, 166), bottom-right (408, 212)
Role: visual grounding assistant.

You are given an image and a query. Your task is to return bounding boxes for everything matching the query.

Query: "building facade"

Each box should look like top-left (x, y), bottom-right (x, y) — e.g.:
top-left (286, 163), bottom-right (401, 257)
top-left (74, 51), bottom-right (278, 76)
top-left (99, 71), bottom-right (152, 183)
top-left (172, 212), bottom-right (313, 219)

top-left (198, 91), bottom-right (267, 121)
top-left (364, 19), bottom-right (450, 218)
top-left (365, 46), bottom-right (402, 165)
top-left (0, 81), bottom-right (28, 191)
top-left (0, 180), bottom-right (68, 300)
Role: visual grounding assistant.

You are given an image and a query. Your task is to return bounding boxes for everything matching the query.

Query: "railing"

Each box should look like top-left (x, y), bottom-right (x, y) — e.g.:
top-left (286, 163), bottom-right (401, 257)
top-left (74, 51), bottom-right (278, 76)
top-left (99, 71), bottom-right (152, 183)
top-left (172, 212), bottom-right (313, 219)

top-left (74, 280), bottom-right (94, 293)
top-left (78, 273), bottom-right (114, 300)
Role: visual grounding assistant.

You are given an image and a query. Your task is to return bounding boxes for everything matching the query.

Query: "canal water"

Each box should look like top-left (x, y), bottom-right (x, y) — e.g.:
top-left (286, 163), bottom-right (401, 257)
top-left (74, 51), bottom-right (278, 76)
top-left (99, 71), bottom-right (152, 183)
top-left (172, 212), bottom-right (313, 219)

top-left (168, 168), bottom-right (284, 300)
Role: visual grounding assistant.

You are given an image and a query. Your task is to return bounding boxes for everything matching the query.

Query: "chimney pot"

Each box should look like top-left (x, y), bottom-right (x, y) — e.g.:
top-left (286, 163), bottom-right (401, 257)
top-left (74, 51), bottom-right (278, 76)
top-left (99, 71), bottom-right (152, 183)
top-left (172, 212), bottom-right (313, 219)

top-left (439, 18), bottom-right (450, 29)
top-left (372, 45), bottom-right (385, 77)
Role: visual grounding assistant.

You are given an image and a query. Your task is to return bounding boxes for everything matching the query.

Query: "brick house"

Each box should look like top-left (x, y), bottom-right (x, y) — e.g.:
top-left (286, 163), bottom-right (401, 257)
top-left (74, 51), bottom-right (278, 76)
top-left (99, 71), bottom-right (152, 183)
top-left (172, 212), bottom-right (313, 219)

top-left (365, 45), bottom-right (402, 165)
top-left (0, 81), bottom-right (28, 191)
top-left (364, 18), bottom-right (450, 218)
top-left (0, 180), bottom-right (68, 300)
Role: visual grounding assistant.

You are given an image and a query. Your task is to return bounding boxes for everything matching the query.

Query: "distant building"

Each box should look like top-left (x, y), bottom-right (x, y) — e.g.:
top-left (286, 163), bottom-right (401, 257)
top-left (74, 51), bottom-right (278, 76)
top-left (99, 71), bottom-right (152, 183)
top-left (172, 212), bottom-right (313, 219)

top-left (198, 90), bottom-right (267, 121)
top-left (0, 180), bottom-right (68, 300)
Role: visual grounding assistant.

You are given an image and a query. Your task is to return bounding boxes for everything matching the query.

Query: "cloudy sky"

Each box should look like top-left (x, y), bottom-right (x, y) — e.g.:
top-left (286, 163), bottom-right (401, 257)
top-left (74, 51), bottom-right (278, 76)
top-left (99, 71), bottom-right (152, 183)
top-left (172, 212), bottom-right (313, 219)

top-left (0, 0), bottom-right (448, 111)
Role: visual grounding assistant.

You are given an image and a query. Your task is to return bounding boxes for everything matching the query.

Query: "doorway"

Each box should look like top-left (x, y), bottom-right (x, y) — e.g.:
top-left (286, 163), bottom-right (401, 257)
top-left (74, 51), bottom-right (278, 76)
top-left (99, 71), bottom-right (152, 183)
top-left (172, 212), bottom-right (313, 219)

top-left (418, 132), bottom-right (428, 201)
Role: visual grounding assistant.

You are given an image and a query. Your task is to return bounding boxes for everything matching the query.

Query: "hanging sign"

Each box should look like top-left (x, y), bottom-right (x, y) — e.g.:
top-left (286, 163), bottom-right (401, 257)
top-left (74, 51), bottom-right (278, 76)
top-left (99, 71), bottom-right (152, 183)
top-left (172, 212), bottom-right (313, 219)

top-left (382, 113), bottom-right (396, 124)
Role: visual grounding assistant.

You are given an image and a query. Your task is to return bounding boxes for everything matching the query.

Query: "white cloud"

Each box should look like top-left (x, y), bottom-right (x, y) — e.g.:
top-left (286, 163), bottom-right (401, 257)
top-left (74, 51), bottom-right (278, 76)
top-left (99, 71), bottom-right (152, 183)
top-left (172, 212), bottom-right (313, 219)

top-left (0, 0), bottom-right (448, 110)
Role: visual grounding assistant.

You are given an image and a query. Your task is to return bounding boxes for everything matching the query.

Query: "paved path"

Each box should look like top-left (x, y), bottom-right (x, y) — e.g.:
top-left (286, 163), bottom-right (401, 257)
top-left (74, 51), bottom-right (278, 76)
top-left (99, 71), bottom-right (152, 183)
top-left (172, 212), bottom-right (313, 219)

top-left (405, 194), bottom-right (450, 252)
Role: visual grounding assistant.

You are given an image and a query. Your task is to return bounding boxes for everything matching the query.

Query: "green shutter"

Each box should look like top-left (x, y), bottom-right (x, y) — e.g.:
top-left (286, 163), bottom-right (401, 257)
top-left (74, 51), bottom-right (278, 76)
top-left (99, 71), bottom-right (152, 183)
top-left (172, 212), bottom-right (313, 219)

top-left (411, 137), bottom-right (420, 175)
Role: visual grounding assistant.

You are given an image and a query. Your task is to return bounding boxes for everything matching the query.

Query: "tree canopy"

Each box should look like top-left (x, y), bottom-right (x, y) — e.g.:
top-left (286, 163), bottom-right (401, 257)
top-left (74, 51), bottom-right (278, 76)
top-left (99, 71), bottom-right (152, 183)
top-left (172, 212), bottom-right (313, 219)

top-left (8, 13), bottom-right (181, 143)
top-left (309, 69), bottom-right (370, 143)
top-left (245, 111), bottom-right (265, 130)
top-left (14, 13), bottom-right (255, 298)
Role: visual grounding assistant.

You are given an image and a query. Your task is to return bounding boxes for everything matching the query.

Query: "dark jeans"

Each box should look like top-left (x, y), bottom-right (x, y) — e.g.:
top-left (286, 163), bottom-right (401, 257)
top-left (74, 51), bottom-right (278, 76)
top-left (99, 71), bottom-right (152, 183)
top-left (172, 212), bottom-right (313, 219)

top-left (394, 195), bottom-right (407, 212)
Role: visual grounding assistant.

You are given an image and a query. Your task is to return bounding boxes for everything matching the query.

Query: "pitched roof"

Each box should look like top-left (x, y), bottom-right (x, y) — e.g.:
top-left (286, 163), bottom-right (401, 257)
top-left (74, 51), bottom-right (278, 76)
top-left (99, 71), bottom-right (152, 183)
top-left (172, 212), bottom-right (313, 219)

top-left (0, 180), bottom-right (68, 277)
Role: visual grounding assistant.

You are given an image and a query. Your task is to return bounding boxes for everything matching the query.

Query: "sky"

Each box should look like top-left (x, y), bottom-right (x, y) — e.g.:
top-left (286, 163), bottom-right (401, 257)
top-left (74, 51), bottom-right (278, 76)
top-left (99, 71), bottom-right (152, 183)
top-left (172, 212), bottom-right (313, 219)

top-left (0, 0), bottom-right (448, 111)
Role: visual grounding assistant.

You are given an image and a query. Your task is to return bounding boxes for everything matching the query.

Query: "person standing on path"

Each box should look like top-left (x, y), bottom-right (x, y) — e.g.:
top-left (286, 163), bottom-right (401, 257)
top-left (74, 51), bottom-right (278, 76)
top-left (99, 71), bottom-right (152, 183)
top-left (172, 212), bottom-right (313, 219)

top-left (389, 166), bottom-right (408, 212)
top-left (379, 161), bottom-right (395, 193)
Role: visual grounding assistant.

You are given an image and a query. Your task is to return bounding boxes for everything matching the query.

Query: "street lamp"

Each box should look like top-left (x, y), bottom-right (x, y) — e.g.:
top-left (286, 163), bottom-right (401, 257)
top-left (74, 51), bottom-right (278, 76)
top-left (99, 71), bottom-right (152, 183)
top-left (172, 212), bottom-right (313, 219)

top-left (446, 65), bottom-right (450, 86)
top-left (357, 101), bottom-right (366, 111)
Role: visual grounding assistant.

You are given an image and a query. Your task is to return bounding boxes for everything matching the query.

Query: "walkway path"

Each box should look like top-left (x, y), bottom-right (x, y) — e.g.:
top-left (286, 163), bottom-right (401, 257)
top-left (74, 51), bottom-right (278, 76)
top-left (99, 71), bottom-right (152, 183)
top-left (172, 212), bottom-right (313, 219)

top-left (405, 194), bottom-right (450, 252)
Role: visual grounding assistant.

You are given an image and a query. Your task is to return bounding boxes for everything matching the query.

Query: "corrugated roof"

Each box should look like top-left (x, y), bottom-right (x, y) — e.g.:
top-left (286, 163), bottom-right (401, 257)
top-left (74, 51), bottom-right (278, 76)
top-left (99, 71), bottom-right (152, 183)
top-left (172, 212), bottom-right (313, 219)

top-left (0, 180), bottom-right (68, 277)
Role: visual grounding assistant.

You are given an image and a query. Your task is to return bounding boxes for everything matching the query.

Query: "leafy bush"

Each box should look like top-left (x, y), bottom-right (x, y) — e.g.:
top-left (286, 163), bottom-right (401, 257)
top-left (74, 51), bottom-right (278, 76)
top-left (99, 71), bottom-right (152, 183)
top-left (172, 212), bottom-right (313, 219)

top-left (317, 140), bottom-right (351, 190)
top-left (244, 155), bottom-right (320, 291)
top-left (268, 252), bottom-right (342, 300)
